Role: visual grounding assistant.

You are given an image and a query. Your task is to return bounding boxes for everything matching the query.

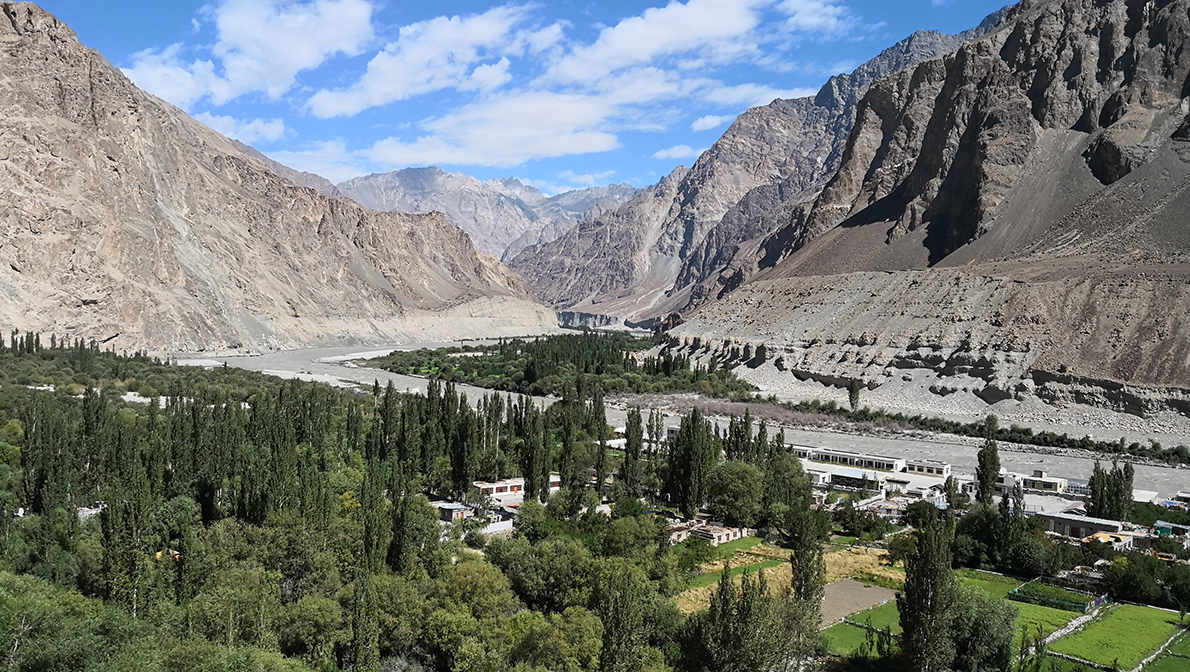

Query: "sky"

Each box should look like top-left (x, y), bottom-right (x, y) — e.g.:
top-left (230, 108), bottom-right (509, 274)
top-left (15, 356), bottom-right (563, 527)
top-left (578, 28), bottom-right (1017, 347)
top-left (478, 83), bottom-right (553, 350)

top-left (38, 0), bottom-right (1010, 193)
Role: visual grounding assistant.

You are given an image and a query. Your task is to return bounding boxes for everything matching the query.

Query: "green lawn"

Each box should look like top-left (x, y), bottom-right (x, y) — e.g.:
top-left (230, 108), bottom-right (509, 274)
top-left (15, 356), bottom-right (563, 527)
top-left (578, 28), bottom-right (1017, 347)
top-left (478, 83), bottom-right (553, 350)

top-left (687, 558), bottom-right (784, 589)
top-left (1013, 602), bottom-right (1079, 645)
top-left (1050, 605), bottom-right (1183, 670)
top-left (830, 535), bottom-right (858, 545)
top-left (847, 600), bottom-right (902, 634)
top-left (713, 536), bottom-right (764, 557)
top-left (824, 623), bottom-right (872, 656)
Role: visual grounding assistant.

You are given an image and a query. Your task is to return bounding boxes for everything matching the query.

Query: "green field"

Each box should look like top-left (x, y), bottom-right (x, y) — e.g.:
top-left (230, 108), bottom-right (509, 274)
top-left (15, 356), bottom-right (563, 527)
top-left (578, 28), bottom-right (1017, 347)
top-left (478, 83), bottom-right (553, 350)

top-left (958, 572), bottom-right (1023, 599)
top-left (1143, 655), bottom-right (1190, 672)
top-left (824, 623), bottom-right (872, 656)
top-left (713, 536), bottom-right (764, 557)
top-left (1050, 605), bottom-right (1183, 670)
top-left (847, 600), bottom-right (902, 634)
top-left (1013, 602), bottom-right (1079, 644)
top-left (687, 559), bottom-right (784, 589)
top-left (1166, 632), bottom-right (1190, 657)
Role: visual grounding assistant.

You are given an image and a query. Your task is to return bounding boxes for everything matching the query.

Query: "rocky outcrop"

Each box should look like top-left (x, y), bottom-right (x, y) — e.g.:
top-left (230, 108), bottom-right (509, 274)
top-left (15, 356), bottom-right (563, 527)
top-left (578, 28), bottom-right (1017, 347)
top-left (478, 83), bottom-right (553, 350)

top-left (510, 9), bottom-right (1007, 324)
top-left (337, 168), bottom-right (637, 260)
top-left (674, 0), bottom-right (1190, 414)
top-left (0, 3), bottom-right (555, 353)
top-left (233, 141), bottom-right (342, 198)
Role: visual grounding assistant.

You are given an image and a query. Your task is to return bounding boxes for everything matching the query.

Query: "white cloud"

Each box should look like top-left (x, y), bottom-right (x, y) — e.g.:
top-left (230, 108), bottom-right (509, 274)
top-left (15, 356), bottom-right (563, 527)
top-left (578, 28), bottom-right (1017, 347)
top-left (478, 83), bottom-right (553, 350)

top-left (366, 91), bottom-right (620, 168)
top-left (777, 0), bottom-right (853, 33)
top-left (702, 82), bottom-right (817, 107)
top-left (266, 140), bottom-right (368, 184)
top-left (308, 6), bottom-right (558, 118)
top-left (123, 44), bottom-right (218, 110)
top-left (194, 112), bottom-right (288, 143)
top-left (559, 169), bottom-right (615, 187)
top-left (691, 114), bottom-right (735, 131)
top-left (124, 0), bottom-right (374, 109)
top-left (547, 0), bottom-right (771, 85)
top-left (652, 145), bottom-right (703, 160)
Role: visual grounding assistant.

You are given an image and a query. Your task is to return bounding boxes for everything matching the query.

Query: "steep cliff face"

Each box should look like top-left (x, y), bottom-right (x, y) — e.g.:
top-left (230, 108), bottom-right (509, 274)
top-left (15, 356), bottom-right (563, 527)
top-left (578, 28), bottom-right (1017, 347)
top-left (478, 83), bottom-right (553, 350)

top-left (337, 168), bottom-right (637, 260)
top-left (674, 0), bottom-right (1190, 414)
top-left (758, 0), bottom-right (1190, 274)
top-left (0, 3), bottom-right (554, 353)
top-left (510, 11), bottom-right (1006, 323)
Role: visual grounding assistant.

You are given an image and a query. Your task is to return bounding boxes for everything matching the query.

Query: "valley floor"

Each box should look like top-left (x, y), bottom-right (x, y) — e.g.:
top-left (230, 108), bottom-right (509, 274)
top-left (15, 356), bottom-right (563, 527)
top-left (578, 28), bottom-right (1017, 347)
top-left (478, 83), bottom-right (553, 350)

top-left (179, 343), bottom-right (1190, 500)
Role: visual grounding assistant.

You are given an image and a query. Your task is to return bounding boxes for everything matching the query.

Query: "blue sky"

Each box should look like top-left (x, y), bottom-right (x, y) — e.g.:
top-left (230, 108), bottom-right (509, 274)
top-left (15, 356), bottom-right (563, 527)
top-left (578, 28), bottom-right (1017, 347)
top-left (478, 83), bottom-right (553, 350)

top-left (39, 0), bottom-right (1010, 193)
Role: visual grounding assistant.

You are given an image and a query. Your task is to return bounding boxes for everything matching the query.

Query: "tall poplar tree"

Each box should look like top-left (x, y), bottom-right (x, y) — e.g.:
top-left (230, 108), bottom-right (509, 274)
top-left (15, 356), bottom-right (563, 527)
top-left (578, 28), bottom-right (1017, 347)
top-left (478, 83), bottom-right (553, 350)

top-left (975, 439), bottom-right (1000, 505)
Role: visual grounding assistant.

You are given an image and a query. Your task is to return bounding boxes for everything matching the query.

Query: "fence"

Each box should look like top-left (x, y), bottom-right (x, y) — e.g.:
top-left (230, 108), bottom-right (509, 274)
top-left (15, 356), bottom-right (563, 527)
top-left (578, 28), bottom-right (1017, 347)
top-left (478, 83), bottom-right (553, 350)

top-left (1008, 578), bottom-right (1106, 613)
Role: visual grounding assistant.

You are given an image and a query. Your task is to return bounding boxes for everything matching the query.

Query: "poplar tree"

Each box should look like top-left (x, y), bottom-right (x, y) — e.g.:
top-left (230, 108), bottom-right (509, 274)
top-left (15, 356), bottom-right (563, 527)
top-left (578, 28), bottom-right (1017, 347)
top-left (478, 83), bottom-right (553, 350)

top-left (975, 439), bottom-right (1000, 505)
top-left (897, 515), bottom-right (957, 672)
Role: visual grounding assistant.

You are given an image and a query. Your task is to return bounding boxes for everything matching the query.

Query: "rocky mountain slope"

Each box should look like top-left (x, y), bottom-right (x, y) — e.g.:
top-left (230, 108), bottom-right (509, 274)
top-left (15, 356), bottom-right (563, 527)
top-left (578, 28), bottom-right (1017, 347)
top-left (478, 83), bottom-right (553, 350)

top-left (510, 9), bottom-right (1007, 326)
top-left (672, 0), bottom-right (1190, 415)
top-left (0, 3), bottom-right (555, 353)
top-left (337, 168), bottom-right (637, 260)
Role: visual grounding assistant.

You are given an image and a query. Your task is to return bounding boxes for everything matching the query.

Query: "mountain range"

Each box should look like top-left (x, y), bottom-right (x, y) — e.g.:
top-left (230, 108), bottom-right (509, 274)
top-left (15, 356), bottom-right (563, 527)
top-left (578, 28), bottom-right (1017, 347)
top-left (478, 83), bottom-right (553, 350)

top-left (3, 0), bottom-right (1188, 415)
top-left (0, 2), bottom-right (553, 353)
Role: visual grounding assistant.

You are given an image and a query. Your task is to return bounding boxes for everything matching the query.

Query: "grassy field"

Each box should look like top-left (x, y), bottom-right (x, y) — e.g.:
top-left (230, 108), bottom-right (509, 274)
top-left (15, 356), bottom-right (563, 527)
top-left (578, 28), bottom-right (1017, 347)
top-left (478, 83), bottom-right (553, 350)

top-left (1050, 605), bottom-right (1183, 670)
top-left (1166, 632), bottom-right (1190, 657)
top-left (824, 623), bottom-right (872, 656)
top-left (713, 536), bottom-right (764, 557)
top-left (1143, 655), bottom-right (1190, 672)
top-left (686, 559), bottom-right (784, 589)
top-left (957, 571), bottom-right (1022, 599)
top-left (1013, 602), bottom-right (1079, 644)
top-left (847, 600), bottom-right (902, 634)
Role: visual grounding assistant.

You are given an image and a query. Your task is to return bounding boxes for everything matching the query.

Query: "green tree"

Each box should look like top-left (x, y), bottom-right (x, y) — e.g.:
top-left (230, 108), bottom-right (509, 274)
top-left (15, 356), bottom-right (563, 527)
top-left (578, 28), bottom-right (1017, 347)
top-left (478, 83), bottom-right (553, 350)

top-left (706, 461), bottom-right (764, 528)
top-left (897, 516), bottom-right (956, 672)
top-left (975, 439), bottom-right (1000, 505)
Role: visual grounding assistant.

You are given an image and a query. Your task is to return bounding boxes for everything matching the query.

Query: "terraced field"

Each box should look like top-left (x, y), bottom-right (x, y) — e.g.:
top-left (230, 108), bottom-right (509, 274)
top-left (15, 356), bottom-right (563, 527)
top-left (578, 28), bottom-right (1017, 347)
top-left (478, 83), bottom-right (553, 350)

top-left (1049, 605), bottom-right (1183, 670)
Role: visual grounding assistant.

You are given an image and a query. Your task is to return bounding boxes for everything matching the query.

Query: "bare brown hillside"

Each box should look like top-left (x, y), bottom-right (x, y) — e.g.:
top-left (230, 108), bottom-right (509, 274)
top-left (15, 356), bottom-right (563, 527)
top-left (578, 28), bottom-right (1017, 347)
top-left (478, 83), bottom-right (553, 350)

top-left (0, 3), bottom-right (554, 352)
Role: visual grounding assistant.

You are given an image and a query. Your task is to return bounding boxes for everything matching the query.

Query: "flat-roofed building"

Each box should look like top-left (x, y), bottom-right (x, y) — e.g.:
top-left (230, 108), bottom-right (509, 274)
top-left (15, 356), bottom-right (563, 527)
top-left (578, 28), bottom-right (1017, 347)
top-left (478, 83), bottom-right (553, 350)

top-left (810, 448), bottom-right (905, 473)
top-left (831, 467), bottom-right (886, 491)
top-left (906, 459), bottom-right (951, 478)
top-left (1021, 470), bottom-right (1067, 494)
top-left (1037, 511), bottom-right (1124, 539)
top-left (433, 501), bottom-right (472, 522)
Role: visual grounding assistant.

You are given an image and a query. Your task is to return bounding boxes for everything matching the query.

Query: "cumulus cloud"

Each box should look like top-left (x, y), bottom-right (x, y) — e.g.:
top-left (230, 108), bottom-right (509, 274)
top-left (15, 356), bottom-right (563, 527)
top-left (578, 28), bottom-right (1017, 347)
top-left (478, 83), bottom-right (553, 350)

top-left (778, 0), bottom-right (854, 33)
top-left (308, 6), bottom-right (561, 118)
top-left (124, 0), bottom-right (375, 109)
top-left (546, 0), bottom-right (770, 85)
top-left (652, 145), bottom-right (704, 160)
top-left (691, 114), bottom-right (735, 131)
top-left (194, 112), bottom-right (288, 143)
top-left (365, 91), bottom-right (620, 168)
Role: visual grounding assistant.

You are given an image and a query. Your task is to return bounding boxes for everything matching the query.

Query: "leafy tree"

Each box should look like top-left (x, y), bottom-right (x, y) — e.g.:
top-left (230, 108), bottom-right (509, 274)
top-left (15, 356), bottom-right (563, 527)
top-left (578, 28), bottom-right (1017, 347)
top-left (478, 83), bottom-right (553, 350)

top-left (975, 439), bottom-right (1000, 505)
top-left (706, 461), bottom-right (764, 528)
top-left (897, 516), bottom-right (956, 672)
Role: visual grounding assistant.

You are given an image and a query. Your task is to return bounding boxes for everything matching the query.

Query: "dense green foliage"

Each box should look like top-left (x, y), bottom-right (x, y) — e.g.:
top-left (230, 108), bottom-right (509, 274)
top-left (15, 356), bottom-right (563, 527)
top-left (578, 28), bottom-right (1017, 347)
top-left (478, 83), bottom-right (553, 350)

top-left (366, 333), bottom-right (755, 398)
top-left (0, 335), bottom-right (834, 672)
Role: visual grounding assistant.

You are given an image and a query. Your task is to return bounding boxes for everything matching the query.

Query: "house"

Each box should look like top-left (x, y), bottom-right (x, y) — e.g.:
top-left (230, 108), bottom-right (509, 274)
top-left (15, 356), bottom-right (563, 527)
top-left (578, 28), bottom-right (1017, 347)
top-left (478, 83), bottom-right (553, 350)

top-left (432, 501), bottom-right (472, 523)
top-left (1020, 470), bottom-right (1068, 494)
top-left (1037, 511), bottom-right (1124, 539)
top-left (472, 474), bottom-right (562, 498)
top-left (1171, 492), bottom-right (1190, 506)
top-left (691, 524), bottom-right (746, 546)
